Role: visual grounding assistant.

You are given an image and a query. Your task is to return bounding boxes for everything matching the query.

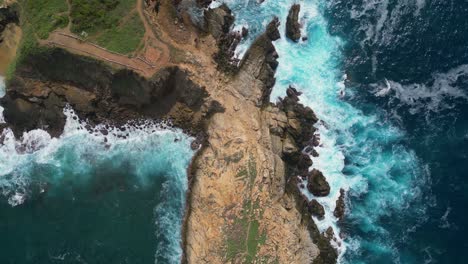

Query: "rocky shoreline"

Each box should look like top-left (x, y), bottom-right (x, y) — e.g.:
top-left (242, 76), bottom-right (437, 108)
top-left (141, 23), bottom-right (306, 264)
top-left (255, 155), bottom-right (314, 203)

top-left (1, 1), bottom-right (341, 263)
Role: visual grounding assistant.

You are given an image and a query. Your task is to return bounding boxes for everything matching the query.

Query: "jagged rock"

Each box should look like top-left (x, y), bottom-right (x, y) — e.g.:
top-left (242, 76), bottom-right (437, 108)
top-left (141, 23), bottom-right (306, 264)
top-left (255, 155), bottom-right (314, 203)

top-left (308, 199), bottom-right (325, 219)
top-left (334, 188), bottom-right (346, 219)
top-left (297, 153), bottom-right (312, 171)
top-left (286, 4), bottom-right (301, 42)
top-left (266, 17), bottom-right (281, 41)
top-left (307, 169), bottom-right (330, 197)
top-left (204, 4), bottom-right (234, 40)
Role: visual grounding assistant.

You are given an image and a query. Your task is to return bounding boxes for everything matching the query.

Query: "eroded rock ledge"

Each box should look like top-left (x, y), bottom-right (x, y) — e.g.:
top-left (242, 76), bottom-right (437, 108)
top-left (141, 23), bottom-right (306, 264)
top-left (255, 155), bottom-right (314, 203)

top-left (1, 48), bottom-right (222, 138)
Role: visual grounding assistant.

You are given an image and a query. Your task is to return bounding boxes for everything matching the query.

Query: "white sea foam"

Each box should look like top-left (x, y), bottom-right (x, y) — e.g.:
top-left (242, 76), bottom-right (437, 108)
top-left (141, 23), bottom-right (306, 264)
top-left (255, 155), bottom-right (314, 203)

top-left (373, 64), bottom-right (468, 113)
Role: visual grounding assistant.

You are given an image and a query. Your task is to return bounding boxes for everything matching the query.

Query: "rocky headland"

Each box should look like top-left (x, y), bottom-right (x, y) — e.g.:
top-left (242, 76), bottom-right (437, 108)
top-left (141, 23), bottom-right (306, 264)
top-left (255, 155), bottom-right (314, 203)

top-left (1, 1), bottom-right (340, 263)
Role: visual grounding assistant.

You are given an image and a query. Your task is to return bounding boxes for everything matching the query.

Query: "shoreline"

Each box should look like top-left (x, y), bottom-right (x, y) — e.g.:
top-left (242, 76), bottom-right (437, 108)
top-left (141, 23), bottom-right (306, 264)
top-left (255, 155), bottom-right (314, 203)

top-left (1, 1), bottom-right (340, 263)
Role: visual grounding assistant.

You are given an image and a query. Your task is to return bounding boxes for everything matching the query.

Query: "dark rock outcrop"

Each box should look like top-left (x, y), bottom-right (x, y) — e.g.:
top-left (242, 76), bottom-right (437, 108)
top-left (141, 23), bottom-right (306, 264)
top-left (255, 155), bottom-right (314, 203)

top-left (334, 188), bottom-right (346, 219)
top-left (0, 5), bottom-right (19, 40)
top-left (307, 169), bottom-right (330, 197)
top-left (1, 48), bottom-right (223, 137)
top-left (286, 4), bottom-right (301, 42)
top-left (196, 0), bottom-right (212, 8)
top-left (308, 199), bottom-right (325, 219)
top-left (204, 4), bottom-right (234, 40)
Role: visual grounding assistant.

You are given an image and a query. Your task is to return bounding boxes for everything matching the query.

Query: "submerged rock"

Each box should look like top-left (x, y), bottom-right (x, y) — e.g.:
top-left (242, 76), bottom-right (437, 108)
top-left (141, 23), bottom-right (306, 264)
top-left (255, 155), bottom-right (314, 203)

top-left (307, 169), bottom-right (330, 197)
top-left (286, 4), bottom-right (301, 42)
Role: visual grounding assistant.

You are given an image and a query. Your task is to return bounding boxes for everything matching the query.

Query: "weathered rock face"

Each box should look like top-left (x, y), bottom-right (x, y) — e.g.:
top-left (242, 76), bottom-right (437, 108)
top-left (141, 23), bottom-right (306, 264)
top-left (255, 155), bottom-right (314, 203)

top-left (1, 48), bottom-right (222, 137)
top-left (307, 169), bottom-right (331, 197)
top-left (308, 199), bottom-right (325, 219)
top-left (203, 4), bottom-right (234, 40)
top-left (286, 4), bottom-right (301, 42)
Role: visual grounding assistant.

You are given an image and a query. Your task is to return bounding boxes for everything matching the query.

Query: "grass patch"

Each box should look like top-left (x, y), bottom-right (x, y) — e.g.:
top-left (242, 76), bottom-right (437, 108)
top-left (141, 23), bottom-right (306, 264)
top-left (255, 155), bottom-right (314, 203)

top-left (95, 11), bottom-right (144, 54)
top-left (226, 154), bottom-right (265, 262)
top-left (70, 0), bottom-right (143, 54)
top-left (70, 0), bottom-right (135, 33)
top-left (226, 199), bottom-right (266, 264)
top-left (21, 0), bottom-right (69, 39)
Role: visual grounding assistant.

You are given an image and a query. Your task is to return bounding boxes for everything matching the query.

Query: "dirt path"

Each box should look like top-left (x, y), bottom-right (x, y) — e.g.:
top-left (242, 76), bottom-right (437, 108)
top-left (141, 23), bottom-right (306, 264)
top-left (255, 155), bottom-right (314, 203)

top-left (41, 0), bottom-right (172, 77)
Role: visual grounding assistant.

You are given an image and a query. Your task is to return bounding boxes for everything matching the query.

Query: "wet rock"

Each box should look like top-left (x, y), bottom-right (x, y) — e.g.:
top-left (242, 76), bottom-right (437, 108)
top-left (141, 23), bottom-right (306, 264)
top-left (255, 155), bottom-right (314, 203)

top-left (334, 188), bottom-right (346, 219)
top-left (297, 153), bottom-right (312, 171)
top-left (266, 17), bottom-right (281, 41)
top-left (241, 27), bottom-right (249, 38)
top-left (286, 4), bottom-right (301, 42)
top-left (307, 169), bottom-right (330, 197)
top-left (308, 199), bottom-right (325, 219)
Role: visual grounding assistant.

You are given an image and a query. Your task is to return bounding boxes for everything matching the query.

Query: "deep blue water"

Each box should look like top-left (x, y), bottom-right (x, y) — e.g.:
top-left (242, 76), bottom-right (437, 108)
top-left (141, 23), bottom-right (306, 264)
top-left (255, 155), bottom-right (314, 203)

top-left (326, 1), bottom-right (468, 262)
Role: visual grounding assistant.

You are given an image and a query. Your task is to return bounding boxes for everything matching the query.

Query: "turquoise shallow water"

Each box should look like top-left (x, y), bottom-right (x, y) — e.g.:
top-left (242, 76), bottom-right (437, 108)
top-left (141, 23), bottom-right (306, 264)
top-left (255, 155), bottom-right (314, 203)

top-left (0, 98), bottom-right (195, 263)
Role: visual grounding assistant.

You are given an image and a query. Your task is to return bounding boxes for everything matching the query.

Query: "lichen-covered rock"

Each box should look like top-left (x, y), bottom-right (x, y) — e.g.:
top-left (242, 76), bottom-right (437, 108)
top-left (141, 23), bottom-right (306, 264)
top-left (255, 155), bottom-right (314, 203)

top-left (307, 169), bottom-right (330, 197)
top-left (286, 4), bottom-right (301, 42)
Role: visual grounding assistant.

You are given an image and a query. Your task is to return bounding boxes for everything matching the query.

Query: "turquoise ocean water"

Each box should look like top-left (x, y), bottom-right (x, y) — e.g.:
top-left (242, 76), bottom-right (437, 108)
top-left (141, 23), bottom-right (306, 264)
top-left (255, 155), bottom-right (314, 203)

top-left (0, 78), bottom-right (195, 263)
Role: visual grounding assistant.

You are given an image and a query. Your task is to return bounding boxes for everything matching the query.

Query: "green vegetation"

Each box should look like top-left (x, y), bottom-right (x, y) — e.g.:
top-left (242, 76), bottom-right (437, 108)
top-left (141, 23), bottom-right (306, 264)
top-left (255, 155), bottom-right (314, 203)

top-left (226, 199), bottom-right (267, 264)
top-left (228, 154), bottom-right (267, 263)
top-left (95, 11), bottom-right (144, 54)
top-left (21, 0), bottom-right (69, 39)
top-left (70, 0), bottom-right (144, 54)
top-left (70, 0), bottom-right (134, 33)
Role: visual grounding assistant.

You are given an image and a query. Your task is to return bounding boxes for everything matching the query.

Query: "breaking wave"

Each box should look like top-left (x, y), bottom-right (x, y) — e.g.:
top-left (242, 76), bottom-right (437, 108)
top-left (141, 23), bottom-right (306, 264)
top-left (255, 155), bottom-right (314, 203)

top-left (0, 75), bottom-right (195, 263)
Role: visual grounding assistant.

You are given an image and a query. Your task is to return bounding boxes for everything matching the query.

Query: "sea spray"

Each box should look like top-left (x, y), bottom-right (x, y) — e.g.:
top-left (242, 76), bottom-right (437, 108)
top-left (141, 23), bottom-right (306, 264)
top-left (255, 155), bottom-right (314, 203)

top-left (0, 102), bottom-right (195, 263)
top-left (220, 0), bottom-right (428, 262)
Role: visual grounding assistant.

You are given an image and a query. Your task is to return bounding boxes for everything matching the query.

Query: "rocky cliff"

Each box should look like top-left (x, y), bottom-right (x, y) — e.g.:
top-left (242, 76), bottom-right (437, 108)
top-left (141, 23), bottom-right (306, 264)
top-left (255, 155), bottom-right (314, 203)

top-left (1, 47), bottom-right (222, 138)
top-left (1, 1), bottom-right (338, 263)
